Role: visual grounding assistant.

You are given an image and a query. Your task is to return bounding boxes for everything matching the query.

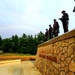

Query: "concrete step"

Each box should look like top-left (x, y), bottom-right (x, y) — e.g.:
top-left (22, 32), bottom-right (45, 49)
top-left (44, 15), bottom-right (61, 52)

top-left (0, 59), bottom-right (21, 64)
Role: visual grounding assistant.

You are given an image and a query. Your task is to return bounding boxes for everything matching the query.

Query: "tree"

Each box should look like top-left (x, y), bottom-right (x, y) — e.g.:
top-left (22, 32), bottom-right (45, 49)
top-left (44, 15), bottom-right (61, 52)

top-left (0, 36), bottom-right (3, 50)
top-left (2, 38), bottom-right (12, 52)
top-left (11, 35), bottom-right (19, 52)
top-left (37, 31), bottom-right (45, 44)
top-left (0, 32), bottom-right (46, 54)
top-left (22, 33), bottom-right (27, 39)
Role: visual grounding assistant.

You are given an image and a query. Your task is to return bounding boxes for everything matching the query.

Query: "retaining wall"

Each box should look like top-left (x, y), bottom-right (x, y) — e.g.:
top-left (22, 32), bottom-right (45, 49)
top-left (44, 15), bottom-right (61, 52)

top-left (35, 29), bottom-right (75, 75)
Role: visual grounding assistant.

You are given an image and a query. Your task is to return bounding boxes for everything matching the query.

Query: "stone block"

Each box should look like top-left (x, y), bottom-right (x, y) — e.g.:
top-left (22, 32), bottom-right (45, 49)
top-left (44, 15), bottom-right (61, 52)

top-left (69, 59), bottom-right (75, 72)
top-left (68, 43), bottom-right (75, 57)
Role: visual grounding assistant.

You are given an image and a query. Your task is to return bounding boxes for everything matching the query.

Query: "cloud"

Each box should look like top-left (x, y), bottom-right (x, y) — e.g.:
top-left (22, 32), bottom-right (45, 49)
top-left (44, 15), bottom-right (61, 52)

top-left (0, 0), bottom-right (75, 38)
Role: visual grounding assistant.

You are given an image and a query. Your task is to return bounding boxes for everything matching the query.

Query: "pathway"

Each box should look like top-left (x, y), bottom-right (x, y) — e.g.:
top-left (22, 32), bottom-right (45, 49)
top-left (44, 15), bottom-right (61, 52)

top-left (0, 61), bottom-right (42, 75)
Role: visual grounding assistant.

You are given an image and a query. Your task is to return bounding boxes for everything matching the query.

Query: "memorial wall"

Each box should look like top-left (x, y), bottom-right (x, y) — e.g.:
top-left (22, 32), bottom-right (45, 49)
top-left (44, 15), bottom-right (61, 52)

top-left (35, 29), bottom-right (75, 75)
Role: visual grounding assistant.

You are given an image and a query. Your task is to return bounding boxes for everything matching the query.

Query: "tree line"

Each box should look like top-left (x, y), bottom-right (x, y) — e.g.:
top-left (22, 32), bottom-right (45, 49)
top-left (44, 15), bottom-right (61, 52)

top-left (0, 32), bottom-right (45, 55)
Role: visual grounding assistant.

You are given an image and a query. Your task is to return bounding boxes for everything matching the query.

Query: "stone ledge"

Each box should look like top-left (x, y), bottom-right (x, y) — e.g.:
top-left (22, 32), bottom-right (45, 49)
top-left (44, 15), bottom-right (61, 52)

top-left (38, 29), bottom-right (75, 47)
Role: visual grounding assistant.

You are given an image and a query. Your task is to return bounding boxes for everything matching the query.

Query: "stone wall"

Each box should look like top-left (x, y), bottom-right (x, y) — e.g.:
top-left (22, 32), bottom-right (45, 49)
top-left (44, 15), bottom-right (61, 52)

top-left (35, 29), bottom-right (75, 75)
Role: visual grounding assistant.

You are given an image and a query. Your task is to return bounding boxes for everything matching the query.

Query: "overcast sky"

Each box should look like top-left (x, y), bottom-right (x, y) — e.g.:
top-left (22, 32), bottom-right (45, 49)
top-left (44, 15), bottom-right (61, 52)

top-left (0, 0), bottom-right (75, 39)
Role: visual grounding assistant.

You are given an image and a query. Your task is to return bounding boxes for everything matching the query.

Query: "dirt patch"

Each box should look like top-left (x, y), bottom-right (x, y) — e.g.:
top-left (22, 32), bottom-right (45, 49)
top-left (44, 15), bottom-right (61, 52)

top-left (0, 56), bottom-right (36, 61)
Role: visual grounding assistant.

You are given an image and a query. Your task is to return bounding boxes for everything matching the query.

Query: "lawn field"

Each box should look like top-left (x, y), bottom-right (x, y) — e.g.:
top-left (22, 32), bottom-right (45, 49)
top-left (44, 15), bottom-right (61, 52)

top-left (0, 53), bottom-right (36, 61)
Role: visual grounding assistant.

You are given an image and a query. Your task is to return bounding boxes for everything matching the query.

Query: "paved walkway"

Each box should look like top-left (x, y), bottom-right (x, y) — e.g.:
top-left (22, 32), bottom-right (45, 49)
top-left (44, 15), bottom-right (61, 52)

top-left (0, 61), bottom-right (42, 75)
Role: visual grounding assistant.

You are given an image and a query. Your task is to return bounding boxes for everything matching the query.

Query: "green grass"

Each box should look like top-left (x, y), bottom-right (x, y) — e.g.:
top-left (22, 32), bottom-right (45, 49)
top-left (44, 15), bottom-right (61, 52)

top-left (0, 53), bottom-right (36, 56)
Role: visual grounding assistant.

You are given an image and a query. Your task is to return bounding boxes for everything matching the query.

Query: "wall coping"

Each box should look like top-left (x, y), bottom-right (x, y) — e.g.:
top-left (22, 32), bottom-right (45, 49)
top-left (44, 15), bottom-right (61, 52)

top-left (38, 29), bottom-right (75, 47)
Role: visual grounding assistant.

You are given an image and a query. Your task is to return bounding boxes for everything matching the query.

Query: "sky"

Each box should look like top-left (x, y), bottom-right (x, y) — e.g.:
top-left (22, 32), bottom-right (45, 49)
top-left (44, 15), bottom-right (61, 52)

top-left (0, 0), bottom-right (75, 39)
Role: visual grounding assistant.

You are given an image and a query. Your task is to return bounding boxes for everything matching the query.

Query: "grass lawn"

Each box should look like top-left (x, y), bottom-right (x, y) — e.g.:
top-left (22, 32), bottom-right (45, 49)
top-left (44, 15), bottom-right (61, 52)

top-left (0, 53), bottom-right (35, 56)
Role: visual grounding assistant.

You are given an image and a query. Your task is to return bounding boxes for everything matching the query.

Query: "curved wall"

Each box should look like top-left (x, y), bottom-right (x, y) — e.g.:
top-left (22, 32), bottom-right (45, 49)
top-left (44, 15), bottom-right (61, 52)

top-left (35, 29), bottom-right (75, 75)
